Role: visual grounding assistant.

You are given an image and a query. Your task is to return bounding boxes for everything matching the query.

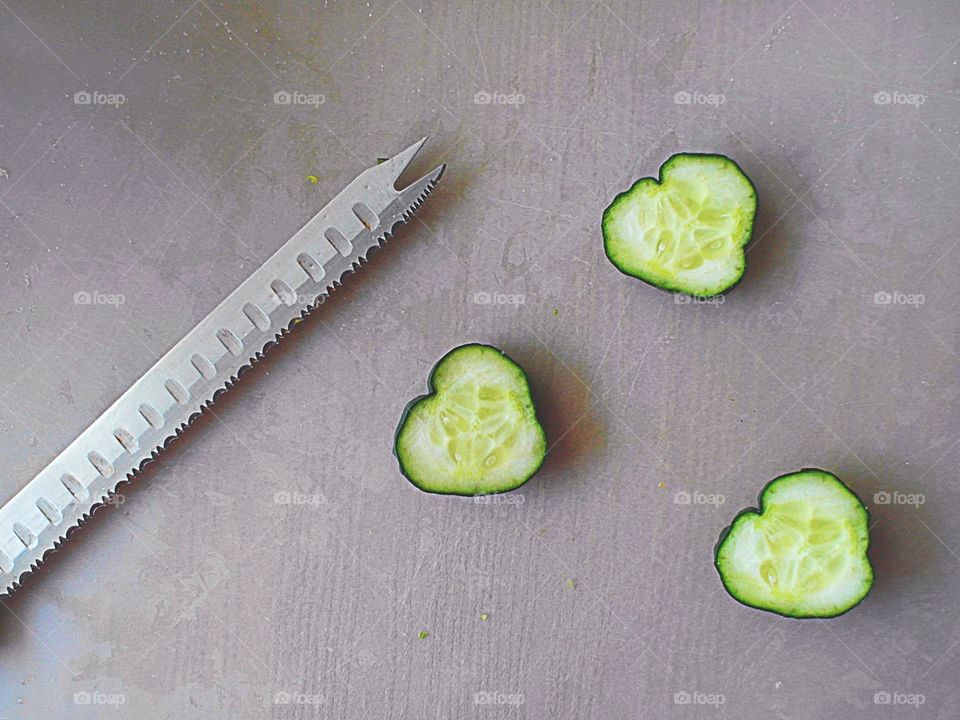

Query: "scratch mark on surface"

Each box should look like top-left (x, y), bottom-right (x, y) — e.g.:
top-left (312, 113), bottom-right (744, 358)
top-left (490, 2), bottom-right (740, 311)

top-left (487, 196), bottom-right (578, 219)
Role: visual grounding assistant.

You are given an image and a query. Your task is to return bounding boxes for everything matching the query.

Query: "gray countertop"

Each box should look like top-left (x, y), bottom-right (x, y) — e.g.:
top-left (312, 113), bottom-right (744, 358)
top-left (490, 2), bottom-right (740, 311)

top-left (1, 1), bottom-right (959, 717)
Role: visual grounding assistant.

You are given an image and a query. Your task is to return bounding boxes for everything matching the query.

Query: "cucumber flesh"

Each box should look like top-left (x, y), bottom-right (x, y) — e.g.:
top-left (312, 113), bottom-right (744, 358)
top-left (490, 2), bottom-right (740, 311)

top-left (715, 469), bottom-right (873, 618)
top-left (395, 344), bottom-right (546, 495)
top-left (603, 153), bottom-right (756, 297)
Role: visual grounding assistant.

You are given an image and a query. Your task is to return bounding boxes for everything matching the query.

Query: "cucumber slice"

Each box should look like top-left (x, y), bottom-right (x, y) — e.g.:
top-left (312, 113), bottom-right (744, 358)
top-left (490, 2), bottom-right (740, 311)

top-left (602, 153), bottom-right (757, 297)
top-left (714, 469), bottom-right (873, 618)
top-left (395, 344), bottom-right (547, 495)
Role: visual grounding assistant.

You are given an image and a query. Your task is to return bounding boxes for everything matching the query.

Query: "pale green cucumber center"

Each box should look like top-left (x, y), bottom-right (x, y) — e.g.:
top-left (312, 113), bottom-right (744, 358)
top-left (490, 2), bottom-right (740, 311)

top-left (640, 179), bottom-right (738, 276)
top-left (752, 500), bottom-right (851, 599)
top-left (425, 377), bottom-right (525, 479)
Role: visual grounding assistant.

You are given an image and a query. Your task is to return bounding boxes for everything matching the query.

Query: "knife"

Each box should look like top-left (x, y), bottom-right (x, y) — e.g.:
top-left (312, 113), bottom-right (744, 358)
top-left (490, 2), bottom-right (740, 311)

top-left (0, 138), bottom-right (444, 596)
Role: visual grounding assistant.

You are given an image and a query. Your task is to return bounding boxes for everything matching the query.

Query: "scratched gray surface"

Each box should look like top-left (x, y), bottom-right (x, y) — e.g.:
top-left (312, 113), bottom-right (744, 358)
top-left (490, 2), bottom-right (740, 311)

top-left (0, 1), bottom-right (958, 718)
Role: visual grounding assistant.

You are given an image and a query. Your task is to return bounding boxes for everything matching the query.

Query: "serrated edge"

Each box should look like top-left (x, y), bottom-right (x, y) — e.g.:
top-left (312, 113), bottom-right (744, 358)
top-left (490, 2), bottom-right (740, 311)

top-left (0, 172), bottom-right (441, 597)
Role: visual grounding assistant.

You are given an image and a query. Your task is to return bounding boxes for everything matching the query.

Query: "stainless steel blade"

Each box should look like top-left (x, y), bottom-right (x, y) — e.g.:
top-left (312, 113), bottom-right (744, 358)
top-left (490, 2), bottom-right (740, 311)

top-left (0, 138), bottom-right (445, 596)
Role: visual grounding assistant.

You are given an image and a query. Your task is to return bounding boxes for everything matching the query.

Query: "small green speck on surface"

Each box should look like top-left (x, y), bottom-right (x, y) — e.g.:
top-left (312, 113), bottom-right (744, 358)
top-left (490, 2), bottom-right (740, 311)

top-left (552, 308), bottom-right (559, 316)
top-left (306, 175), bottom-right (319, 184)
top-left (418, 630), bottom-right (430, 640)
top-left (479, 613), bottom-right (489, 621)
top-left (566, 579), bottom-right (576, 589)
top-left (376, 157), bottom-right (389, 165)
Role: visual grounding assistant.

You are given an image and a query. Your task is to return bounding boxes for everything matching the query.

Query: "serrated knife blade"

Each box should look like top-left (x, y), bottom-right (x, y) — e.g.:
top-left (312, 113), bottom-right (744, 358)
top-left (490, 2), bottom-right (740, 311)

top-left (0, 138), bottom-right (444, 597)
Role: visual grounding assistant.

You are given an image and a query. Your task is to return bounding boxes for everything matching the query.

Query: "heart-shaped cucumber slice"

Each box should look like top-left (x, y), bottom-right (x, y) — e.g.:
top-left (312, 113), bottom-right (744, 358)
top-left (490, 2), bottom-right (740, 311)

top-left (603, 153), bottom-right (757, 297)
top-left (715, 469), bottom-right (873, 618)
top-left (395, 344), bottom-right (546, 495)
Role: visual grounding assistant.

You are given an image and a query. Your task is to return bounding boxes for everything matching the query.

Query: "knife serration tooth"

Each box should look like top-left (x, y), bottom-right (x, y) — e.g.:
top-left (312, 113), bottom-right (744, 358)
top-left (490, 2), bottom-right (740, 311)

top-left (297, 252), bottom-right (325, 282)
top-left (352, 202), bottom-right (379, 231)
top-left (12, 522), bottom-right (36, 549)
top-left (396, 164), bottom-right (445, 216)
top-left (61, 473), bottom-right (88, 502)
top-left (164, 378), bottom-right (189, 405)
top-left (36, 497), bottom-right (62, 525)
top-left (324, 227), bottom-right (352, 256)
top-left (139, 403), bottom-right (163, 430)
top-left (191, 352), bottom-right (217, 380)
top-left (243, 302), bottom-right (271, 332)
top-left (217, 328), bottom-right (243, 357)
top-left (270, 279), bottom-right (297, 306)
top-left (87, 451), bottom-right (114, 479)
